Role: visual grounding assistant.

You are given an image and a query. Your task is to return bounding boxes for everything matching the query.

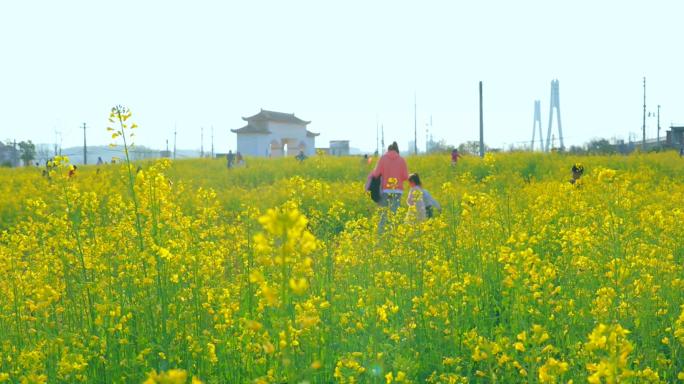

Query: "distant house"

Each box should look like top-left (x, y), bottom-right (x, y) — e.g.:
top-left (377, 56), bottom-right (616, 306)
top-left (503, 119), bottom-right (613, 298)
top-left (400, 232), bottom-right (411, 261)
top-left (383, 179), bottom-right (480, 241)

top-left (329, 140), bottom-right (350, 156)
top-left (0, 141), bottom-right (19, 167)
top-left (666, 126), bottom-right (684, 148)
top-left (231, 109), bottom-right (318, 157)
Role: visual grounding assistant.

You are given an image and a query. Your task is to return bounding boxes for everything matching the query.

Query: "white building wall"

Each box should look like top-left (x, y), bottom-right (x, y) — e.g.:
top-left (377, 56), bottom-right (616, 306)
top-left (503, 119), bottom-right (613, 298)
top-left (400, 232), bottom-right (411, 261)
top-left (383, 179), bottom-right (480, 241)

top-left (256, 137), bottom-right (270, 157)
top-left (235, 121), bottom-right (316, 157)
top-left (305, 137), bottom-right (316, 156)
top-left (237, 134), bottom-right (262, 157)
top-left (265, 121), bottom-right (315, 156)
top-left (267, 122), bottom-right (307, 138)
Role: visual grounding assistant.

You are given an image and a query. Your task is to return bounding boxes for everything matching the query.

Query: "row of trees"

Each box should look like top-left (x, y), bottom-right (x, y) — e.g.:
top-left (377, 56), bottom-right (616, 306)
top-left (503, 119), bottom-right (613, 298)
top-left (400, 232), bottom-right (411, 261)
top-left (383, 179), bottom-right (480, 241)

top-left (427, 139), bottom-right (490, 155)
top-left (1, 140), bottom-right (36, 167)
top-left (428, 138), bottom-right (650, 156)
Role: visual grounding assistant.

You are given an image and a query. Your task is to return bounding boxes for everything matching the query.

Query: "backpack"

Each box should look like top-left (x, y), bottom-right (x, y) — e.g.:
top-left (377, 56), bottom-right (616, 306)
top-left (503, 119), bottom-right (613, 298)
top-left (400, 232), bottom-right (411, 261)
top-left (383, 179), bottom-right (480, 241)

top-left (367, 174), bottom-right (382, 203)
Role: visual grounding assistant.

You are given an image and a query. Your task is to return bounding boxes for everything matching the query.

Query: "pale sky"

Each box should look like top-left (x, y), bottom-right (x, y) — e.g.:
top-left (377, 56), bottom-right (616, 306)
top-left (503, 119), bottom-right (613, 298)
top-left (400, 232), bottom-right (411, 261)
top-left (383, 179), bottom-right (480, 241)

top-left (1, 0), bottom-right (682, 153)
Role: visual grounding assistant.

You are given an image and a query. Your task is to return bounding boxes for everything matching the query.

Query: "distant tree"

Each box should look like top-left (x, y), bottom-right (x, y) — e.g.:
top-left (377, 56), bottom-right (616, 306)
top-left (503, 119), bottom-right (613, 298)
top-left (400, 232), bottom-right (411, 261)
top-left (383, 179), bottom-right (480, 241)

top-left (18, 140), bottom-right (36, 166)
top-left (35, 144), bottom-right (52, 164)
top-left (458, 141), bottom-right (490, 155)
top-left (586, 139), bottom-right (615, 154)
top-left (427, 139), bottom-right (455, 153)
top-left (567, 145), bottom-right (586, 154)
top-left (0, 141), bottom-right (11, 167)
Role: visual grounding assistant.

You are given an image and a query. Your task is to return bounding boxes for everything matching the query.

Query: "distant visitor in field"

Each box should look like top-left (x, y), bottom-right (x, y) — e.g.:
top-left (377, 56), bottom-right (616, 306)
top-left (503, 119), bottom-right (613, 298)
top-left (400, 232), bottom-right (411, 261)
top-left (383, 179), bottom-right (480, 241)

top-left (236, 152), bottom-right (244, 166)
top-left (227, 150), bottom-right (235, 169)
top-left (296, 150), bottom-right (307, 162)
top-left (406, 173), bottom-right (441, 221)
top-left (570, 163), bottom-right (584, 184)
top-left (451, 148), bottom-right (462, 166)
top-left (97, 156), bottom-right (103, 165)
top-left (68, 165), bottom-right (77, 178)
top-left (370, 141), bottom-right (409, 232)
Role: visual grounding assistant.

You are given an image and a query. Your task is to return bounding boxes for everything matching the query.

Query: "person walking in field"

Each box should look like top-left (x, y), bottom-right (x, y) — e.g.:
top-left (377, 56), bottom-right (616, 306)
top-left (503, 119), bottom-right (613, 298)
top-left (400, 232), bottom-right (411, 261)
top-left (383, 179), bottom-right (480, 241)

top-left (68, 165), bottom-right (77, 178)
top-left (296, 150), bottom-right (307, 162)
top-left (570, 163), bottom-right (584, 185)
top-left (406, 173), bottom-right (441, 221)
top-left (451, 148), bottom-right (462, 166)
top-left (227, 150), bottom-right (235, 169)
top-left (370, 141), bottom-right (409, 232)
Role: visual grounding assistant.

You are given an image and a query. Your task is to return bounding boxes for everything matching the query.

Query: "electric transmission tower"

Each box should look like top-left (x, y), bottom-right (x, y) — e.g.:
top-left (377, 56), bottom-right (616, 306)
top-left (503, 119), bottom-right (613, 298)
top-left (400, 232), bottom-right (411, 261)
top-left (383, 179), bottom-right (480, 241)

top-left (544, 79), bottom-right (564, 152)
top-left (530, 100), bottom-right (543, 151)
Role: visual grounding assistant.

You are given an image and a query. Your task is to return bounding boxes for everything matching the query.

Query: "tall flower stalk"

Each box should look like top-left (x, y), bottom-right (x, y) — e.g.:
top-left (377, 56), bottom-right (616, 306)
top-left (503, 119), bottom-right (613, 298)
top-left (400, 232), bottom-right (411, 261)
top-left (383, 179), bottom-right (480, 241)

top-left (108, 105), bottom-right (144, 251)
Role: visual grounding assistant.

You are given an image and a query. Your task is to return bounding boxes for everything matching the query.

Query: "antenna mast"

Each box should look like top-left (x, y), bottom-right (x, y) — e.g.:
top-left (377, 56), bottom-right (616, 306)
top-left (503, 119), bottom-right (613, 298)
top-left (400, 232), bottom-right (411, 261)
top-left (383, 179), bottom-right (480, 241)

top-left (173, 124), bottom-right (177, 159)
top-left (414, 92), bottom-right (418, 155)
top-left (642, 77), bottom-right (647, 148)
top-left (376, 115), bottom-right (379, 155)
top-left (657, 105), bottom-right (661, 148)
top-left (82, 122), bottom-right (87, 165)
top-left (426, 115), bottom-right (431, 153)
top-left (479, 81), bottom-right (484, 157)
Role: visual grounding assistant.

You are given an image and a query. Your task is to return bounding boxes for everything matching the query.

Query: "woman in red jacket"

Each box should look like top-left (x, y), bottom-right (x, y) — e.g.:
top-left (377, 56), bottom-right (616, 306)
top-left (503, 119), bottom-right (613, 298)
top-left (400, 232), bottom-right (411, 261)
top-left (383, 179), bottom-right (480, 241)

top-left (371, 141), bottom-right (409, 232)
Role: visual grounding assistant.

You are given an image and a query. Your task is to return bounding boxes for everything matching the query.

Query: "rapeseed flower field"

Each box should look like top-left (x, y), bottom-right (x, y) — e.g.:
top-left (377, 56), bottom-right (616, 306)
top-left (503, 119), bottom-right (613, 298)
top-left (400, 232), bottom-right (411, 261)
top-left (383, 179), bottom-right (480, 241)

top-left (1, 116), bottom-right (683, 383)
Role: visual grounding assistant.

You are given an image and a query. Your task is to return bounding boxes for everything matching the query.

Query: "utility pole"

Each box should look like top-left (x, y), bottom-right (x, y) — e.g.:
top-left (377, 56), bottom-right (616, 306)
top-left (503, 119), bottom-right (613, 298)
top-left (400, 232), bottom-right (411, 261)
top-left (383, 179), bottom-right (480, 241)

top-left (211, 126), bottom-right (214, 158)
top-left (173, 124), bottom-right (177, 160)
top-left (166, 139), bottom-right (169, 152)
top-left (13, 139), bottom-right (18, 167)
top-left (414, 92), bottom-right (418, 155)
top-left (642, 77), bottom-right (646, 148)
top-left (381, 124), bottom-right (385, 151)
top-left (479, 81), bottom-right (484, 158)
top-left (657, 105), bottom-right (661, 148)
top-left (200, 127), bottom-right (204, 158)
top-left (82, 122), bottom-right (87, 165)
top-left (54, 129), bottom-right (60, 157)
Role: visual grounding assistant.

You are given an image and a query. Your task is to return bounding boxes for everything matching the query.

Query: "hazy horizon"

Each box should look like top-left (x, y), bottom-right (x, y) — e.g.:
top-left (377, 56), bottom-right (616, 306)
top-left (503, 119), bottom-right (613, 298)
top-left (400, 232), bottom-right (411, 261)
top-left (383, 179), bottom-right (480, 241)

top-left (1, 0), bottom-right (682, 153)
